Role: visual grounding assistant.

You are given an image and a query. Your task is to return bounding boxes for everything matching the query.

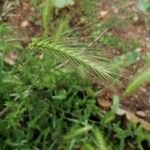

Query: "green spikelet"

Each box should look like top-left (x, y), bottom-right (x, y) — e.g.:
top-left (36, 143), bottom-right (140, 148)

top-left (29, 39), bottom-right (121, 86)
top-left (94, 128), bottom-right (107, 150)
top-left (124, 67), bottom-right (150, 96)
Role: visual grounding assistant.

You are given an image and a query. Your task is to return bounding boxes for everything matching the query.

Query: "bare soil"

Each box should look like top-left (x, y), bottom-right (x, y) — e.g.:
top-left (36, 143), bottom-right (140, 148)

top-left (96, 0), bottom-right (150, 123)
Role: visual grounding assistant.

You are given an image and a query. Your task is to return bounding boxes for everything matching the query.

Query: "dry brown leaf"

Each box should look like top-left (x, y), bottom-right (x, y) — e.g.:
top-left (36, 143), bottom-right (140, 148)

top-left (117, 108), bottom-right (150, 131)
top-left (136, 111), bottom-right (146, 118)
top-left (97, 98), bottom-right (112, 110)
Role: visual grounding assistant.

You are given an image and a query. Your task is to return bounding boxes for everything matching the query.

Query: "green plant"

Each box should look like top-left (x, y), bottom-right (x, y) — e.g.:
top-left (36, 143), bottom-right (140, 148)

top-left (137, 0), bottom-right (150, 12)
top-left (137, 0), bottom-right (150, 31)
top-left (53, 0), bottom-right (75, 9)
top-left (124, 52), bottom-right (150, 95)
top-left (100, 34), bottom-right (140, 52)
top-left (94, 128), bottom-right (107, 150)
top-left (124, 66), bottom-right (150, 96)
top-left (42, 0), bottom-right (53, 37)
top-left (0, 40), bottom-right (5, 86)
top-left (29, 39), bottom-right (121, 86)
top-left (1, 0), bottom-right (150, 149)
top-left (0, 24), bottom-right (21, 92)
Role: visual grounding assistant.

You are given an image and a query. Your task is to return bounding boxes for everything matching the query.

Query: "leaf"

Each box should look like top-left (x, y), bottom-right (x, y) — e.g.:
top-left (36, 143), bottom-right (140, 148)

top-left (52, 89), bottom-right (67, 100)
top-left (137, 0), bottom-right (150, 12)
top-left (111, 95), bottom-right (120, 113)
top-left (125, 51), bottom-right (139, 65)
top-left (120, 109), bottom-right (150, 131)
top-left (113, 50), bottom-right (139, 68)
top-left (81, 144), bottom-right (95, 150)
top-left (53, 0), bottom-right (75, 8)
top-left (103, 111), bottom-right (116, 124)
top-left (64, 125), bottom-right (92, 140)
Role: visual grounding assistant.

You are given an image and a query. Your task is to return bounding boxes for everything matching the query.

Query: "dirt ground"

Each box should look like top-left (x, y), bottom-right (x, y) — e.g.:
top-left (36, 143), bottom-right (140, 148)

top-left (96, 0), bottom-right (150, 123)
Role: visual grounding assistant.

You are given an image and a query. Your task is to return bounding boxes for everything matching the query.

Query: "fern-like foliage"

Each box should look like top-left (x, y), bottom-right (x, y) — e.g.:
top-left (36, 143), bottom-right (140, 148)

top-left (124, 66), bottom-right (150, 96)
top-left (29, 39), bottom-right (121, 86)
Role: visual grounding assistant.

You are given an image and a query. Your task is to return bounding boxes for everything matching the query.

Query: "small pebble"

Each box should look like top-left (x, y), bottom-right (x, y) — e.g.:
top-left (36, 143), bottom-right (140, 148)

top-left (21, 20), bottom-right (29, 28)
top-left (100, 11), bottom-right (109, 18)
top-left (136, 111), bottom-right (146, 118)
